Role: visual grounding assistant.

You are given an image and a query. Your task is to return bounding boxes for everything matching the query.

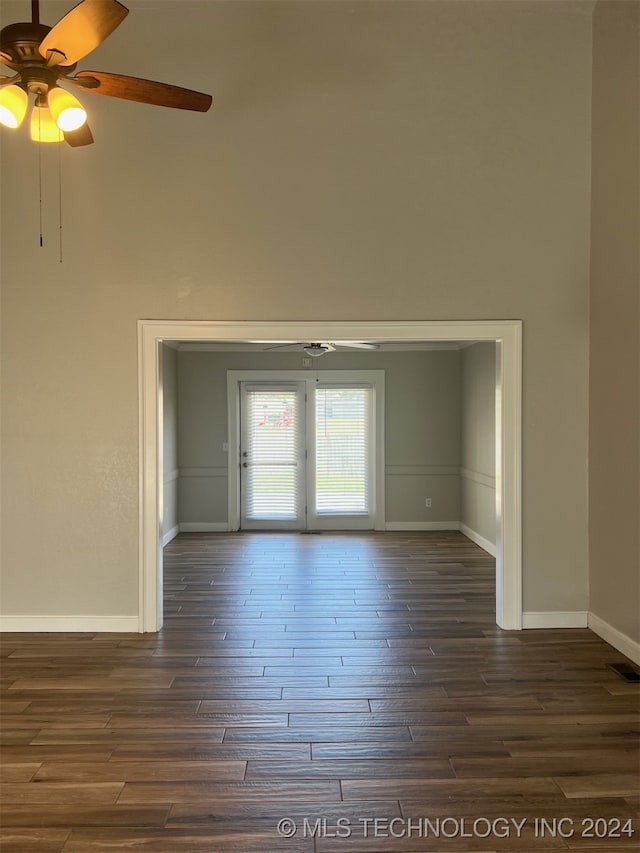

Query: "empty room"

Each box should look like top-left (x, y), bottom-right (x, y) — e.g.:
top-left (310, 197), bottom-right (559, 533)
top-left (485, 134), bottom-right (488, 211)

top-left (0, 0), bottom-right (638, 851)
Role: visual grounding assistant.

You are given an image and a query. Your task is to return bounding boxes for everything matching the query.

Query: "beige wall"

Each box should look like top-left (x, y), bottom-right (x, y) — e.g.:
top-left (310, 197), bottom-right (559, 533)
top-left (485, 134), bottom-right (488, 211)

top-left (460, 343), bottom-right (496, 547)
top-left (589, 1), bottom-right (640, 646)
top-left (177, 348), bottom-right (461, 526)
top-left (161, 344), bottom-right (179, 541)
top-left (1, 1), bottom-right (592, 618)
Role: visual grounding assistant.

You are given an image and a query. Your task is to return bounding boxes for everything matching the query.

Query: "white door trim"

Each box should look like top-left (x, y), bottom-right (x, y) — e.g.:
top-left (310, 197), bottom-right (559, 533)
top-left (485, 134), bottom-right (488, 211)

top-left (138, 319), bottom-right (522, 632)
top-left (227, 370), bottom-right (386, 532)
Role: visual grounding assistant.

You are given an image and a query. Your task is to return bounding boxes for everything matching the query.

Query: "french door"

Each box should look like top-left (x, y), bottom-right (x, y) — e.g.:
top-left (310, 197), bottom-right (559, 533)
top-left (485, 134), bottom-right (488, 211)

top-left (240, 383), bottom-right (306, 530)
top-left (239, 380), bottom-right (374, 530)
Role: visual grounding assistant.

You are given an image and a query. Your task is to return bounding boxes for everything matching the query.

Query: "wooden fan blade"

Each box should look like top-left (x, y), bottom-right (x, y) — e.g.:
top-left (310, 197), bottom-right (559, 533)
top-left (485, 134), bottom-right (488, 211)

top-left (64, 122), bottom-right (94, 147)
top-left (72, 70), bottom-right (212, 111)
top-left (333, 341), bottom-right (380, 350)
top-left (39, 0), bottom-right (129, 66)
top-left (263, 343), bottom-right (302, 351)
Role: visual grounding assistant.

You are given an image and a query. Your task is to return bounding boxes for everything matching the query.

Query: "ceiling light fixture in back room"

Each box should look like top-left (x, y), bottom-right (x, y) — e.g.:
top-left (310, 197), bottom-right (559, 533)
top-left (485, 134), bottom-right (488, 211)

top-left (264, 342), bottom-right (381, 358)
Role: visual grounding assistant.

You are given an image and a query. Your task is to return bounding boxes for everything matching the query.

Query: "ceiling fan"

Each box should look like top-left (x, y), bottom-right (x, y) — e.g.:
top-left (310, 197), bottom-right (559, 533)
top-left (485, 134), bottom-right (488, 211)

top-left (265, 342), bottom-right (380, 358)
top-left (0, 0), bottom-right (212, 146)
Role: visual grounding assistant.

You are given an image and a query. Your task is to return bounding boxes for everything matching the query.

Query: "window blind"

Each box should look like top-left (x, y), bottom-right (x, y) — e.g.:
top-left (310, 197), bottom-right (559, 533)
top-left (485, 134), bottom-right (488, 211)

top-left (243, 387), bottom-right (302, 520)
top-left (315, 385), bottom-right (370, 515)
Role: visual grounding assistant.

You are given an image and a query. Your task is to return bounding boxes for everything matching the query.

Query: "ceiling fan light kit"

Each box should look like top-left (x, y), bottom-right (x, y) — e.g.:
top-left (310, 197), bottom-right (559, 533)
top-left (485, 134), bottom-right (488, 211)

top-left (0, 0), bottom-right (213, 146)
top-left (47, 85), bottom-right (86, 131)
top-left (30, 95), bottom-right (63, 141)
top-left (0, 83), bottom-right (28, 127)
top-left (303, 344), bottom-right (336, 357)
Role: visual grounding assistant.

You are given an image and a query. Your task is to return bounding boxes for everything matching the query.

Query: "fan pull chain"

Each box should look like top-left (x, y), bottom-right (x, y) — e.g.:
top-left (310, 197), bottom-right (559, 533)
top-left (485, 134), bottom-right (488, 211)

top-left (34, 121), bottom-right (64, 260)
top-left (38, 112), bottom-right (43, 248)
top-left (58, 141), bottom-right (63, 263)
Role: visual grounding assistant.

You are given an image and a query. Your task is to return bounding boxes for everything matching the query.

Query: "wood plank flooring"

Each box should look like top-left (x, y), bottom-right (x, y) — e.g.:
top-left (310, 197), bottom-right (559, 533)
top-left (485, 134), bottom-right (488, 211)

top-left (1, 531), bottom-right (639, 851)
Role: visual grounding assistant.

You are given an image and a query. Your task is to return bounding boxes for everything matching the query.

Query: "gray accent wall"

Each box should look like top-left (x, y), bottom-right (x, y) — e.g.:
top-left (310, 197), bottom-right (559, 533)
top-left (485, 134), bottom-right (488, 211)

top-left (177, 349), bottom-right (462, 527)
top-left (460, 343), bottom-right (496, 549)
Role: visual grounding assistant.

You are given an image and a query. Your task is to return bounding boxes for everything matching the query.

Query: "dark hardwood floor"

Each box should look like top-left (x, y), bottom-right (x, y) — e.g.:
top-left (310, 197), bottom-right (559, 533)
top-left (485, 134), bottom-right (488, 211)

top-left (1, 531), bottom-right (638, 851)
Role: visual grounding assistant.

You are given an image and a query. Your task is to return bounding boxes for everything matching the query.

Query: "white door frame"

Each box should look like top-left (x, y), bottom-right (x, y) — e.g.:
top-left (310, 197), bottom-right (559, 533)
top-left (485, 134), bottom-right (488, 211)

top-left (138, 319), bottom-right (522, 632)
top-left (227, 370), bottom-right (386, 532)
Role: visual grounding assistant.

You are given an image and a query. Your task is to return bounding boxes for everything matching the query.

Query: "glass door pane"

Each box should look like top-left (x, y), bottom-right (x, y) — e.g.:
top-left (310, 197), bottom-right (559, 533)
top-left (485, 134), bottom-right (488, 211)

top-left (240, 383), bottom-right (305, 529)
top-left (311, 385), bottom-right (373, 526)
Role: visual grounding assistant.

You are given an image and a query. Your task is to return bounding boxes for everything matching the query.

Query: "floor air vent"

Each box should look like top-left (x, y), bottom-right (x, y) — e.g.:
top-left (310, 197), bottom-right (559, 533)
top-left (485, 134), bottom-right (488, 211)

top-left (608, 662), bottom-right (640, 683)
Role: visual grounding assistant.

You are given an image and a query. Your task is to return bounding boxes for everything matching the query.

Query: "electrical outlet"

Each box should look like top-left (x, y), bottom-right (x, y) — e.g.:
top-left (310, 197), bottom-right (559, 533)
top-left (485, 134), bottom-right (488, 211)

top-left (425, 498), bottom-right (432, 508)
top-left (302, 357), bottom-right (313, 368)
top-left (222, 442), bottom-right (229, 452)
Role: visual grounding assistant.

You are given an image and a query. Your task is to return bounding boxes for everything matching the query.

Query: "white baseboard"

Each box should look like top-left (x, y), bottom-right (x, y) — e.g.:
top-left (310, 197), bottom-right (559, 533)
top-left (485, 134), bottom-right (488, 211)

top-left (162, 524), bottom-right (180, 546)
top-left (522, 611), bottom-right (588, 629)
top-left (588, 612), bottom-right (640, 665)
top-left (385, 522), bottom-right (497, 557)
top-left (179, 522), bottom-right (229, 533)
top-left (0, 615), bottom-right (139, 633)
top-left (459, 523), bottom-right (497, 557)
top-left (181, 521), bottom-right (466, 534)
top-left (385, 521), bottom-right (460, 531)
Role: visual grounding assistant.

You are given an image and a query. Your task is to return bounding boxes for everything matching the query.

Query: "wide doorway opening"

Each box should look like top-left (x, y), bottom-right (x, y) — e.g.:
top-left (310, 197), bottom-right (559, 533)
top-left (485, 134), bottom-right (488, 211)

top-left (138, 320), bottom-right (522, 632)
